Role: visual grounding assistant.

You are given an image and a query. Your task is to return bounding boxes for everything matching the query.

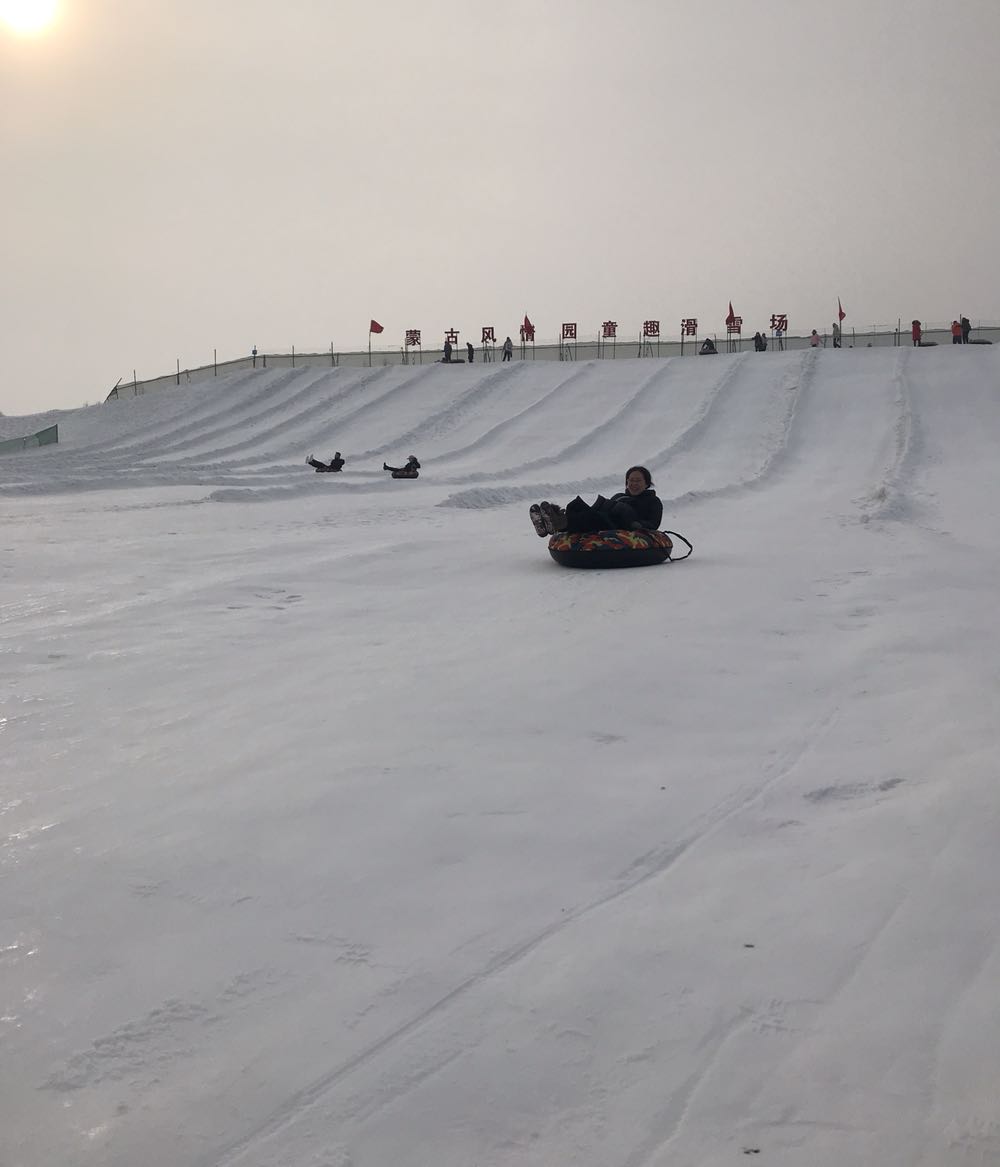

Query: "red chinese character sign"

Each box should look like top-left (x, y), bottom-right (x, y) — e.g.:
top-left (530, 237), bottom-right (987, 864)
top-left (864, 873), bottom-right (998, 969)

top-left (519, 315), bottom-right (535, 346)
top-left (643, 320), bottom-right (660, 337)
top-left (481, 325), bottom-right (496, 362)
top-left (725, 302), bottom-right (741, 332)
top-left (562, 323), bottom-right (577, 339)
top-left (600, 320), bottom-right (618, 359)
top-left (444, 329), bottom-right (459, 344)
top-left (680, 318), bottom-right (698, 355)
top-left (725, 302), bottom-right (742, 352)
top-left (770, 313), bottom-right (787, 350)
top-left (560, 322), bottom-right (578, 361)
top-left (404, 328), bottom-right (422, 365)
top-left (640, 319), bottom-right (660, 358)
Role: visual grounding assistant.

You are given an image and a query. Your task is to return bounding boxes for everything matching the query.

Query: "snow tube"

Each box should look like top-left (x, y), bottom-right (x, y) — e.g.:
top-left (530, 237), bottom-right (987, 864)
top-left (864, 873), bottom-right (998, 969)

top-left (390, 467), bottom-right (419, 479)
top-left (970, 338), bottom-right (993, 345)
top-left (547, 529), bottom-right (691, 569)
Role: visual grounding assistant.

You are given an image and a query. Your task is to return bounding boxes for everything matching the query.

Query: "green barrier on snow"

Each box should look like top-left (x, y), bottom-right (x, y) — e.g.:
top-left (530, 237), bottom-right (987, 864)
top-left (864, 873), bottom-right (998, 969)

top-left (0, 424), bottom-right (58, 454)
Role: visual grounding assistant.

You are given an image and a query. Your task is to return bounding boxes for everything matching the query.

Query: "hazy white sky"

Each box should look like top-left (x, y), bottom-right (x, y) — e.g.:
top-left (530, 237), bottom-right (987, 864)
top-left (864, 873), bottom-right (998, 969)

top-left (2, 0), bottom-right (998, 414)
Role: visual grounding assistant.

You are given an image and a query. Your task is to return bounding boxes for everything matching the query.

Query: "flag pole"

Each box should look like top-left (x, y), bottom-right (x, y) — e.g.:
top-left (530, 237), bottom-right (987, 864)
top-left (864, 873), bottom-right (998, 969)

top-left (368, 330), bottom-right (372, 368)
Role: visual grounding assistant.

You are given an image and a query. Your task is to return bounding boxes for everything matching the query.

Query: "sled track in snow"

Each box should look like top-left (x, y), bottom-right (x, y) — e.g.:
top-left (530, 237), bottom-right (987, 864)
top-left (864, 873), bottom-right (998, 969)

top-left (852, 348), bottom-right (922, 524)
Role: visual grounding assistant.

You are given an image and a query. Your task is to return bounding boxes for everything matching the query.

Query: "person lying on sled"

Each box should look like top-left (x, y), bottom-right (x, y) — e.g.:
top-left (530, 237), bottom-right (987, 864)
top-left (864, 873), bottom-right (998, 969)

top-left (529, 466), bottom-right (662, 537)
top-left (306, 452), bottom-right (345, 472)
top-left (383, 454), bottom-right (420, 478)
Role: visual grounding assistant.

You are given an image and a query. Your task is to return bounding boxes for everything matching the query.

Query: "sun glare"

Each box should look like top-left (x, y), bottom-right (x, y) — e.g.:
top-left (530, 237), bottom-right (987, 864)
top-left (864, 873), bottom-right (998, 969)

top-left (0, 0), bottom-right (59, 36)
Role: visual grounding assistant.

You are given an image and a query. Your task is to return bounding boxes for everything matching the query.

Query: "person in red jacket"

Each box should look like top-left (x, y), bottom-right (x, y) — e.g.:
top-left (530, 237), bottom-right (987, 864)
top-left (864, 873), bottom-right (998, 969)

top-left (951, 320), bottom-right (962, 344)
top-left (911, 320), bottom-right (922, 347)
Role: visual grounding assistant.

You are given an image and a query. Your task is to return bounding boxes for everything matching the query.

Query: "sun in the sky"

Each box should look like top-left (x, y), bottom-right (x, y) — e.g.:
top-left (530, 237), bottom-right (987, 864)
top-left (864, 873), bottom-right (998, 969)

top-left (0, 0), bottom-right (59, 36)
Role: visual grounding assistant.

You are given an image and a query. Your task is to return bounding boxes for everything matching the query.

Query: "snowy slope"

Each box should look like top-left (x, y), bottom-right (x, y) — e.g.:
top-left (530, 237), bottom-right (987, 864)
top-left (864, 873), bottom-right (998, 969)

top-left (2, 347), bottom-right (1000, 1167)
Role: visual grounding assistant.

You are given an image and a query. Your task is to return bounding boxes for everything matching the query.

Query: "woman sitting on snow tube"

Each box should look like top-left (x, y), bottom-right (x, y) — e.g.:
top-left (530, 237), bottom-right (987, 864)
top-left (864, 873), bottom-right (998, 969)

top-left (529, 467), bottom-right (688, 568)
top-left (529, 466), bottom-right (662, 538)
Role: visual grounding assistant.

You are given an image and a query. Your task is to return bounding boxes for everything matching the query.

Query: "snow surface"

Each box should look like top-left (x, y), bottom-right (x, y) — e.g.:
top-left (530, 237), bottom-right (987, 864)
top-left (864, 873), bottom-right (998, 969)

top-left (2, 347), bottom-right (1000, 1166)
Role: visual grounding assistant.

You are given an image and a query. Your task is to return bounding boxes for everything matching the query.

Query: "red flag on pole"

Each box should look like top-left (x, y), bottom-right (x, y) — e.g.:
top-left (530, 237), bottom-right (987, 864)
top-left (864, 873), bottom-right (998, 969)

top-left (725, 302), bottom-right (736, 326)
top-left (837, 298), bottom-right (846, 322)
top-left (523, 314), bottom-right (532, 333)
top-left (369, 319), bottom-right (384, 334)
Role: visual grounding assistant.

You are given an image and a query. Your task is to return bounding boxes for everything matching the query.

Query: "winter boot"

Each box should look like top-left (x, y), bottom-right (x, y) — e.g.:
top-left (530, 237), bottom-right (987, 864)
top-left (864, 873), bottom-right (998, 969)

top-left (529, 504), bottom-right (549, 538)
top-left (540, 501), bottom-right (567, 533)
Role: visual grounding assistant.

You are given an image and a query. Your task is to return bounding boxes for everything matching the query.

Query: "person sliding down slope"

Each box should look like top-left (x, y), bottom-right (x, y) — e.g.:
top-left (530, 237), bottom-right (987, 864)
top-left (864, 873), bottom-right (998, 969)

top-left (383, 455), bottom-right (420, 479)
top-left (529, 466), bottom-right (662, 537)
top-left (306, 452), bottom-right (345, 472)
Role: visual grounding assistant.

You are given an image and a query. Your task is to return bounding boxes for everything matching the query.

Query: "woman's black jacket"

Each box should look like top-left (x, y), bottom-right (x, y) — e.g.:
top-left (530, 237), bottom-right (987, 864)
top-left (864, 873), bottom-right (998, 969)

top-left (601, 488), bottom-right (663, 530)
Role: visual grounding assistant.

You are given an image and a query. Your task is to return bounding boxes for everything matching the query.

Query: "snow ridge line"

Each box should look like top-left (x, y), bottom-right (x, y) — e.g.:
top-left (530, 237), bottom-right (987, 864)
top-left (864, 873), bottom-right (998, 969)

top-left (388, 358), bottom-right (618, 473)
top-left (855, 347), bottom-right (920, 523)
top-left (142, 364), bottom-right (413, 467)
top-left (347, 360), bottom-right (535, 461)
top-left (146, 366), bottom-right (362, 466)
top-left (205, 703), bottom-right (842, 1167)
top-left (201, 365), bottom-right (536, 499)
top-left (643, 350), bottom-right (754, 467)
top-left (438, 355), bottom-right (743, 508)
top-left (438, 350), bottom-right (808, 511)
top-left (57, 367), bottom-right (270, 455)
top-left (65, 364), bottom-right (391, 473)
top-left (126, 367), bottom-right (338, 460)
top-left (662, 348), bottom-right (813, 510)
top-left (73, 367), bottom-right (314, 460)
top-left (435, 358), bottom-right (680, 485)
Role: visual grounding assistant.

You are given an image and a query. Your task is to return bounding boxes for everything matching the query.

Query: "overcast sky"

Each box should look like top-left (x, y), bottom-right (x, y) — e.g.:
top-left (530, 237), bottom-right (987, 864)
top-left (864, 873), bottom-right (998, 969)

top-left (2, 0), bottom-right (998, 415)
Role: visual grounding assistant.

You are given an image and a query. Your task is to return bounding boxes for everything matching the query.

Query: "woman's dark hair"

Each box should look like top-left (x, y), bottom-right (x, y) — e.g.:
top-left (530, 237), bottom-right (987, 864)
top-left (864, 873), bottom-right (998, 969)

top-left (625, 465), bottom-right (653, 488)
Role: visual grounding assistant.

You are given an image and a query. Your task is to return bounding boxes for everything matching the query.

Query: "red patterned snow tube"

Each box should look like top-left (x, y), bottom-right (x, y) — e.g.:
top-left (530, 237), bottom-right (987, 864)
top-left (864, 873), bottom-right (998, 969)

top-left (547, 528), bottom-right (690, 569)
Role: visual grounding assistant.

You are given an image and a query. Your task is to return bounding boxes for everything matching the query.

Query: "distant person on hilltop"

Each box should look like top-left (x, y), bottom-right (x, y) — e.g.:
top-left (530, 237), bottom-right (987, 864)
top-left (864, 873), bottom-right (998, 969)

top-left (306, 452), bottom-right (345, 473)
top-left (809, 330), bottom-right (823, 348)
top-left (951, 320), bottom-right (962, 344)
top-left (753, 331), bottom-right (767, 352)
top-left (911, 320), bottom-right (922, 347)
top-left (832, 321), bottom-right (842, 348)
top-left (961, 315), bottom-right (971, 344)
top-left (502, 336), bottom-right (514, 362)
top-left (443, 338), bottom-right (453, 363)
top-left (466, 341), bottom-right (474, 363)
